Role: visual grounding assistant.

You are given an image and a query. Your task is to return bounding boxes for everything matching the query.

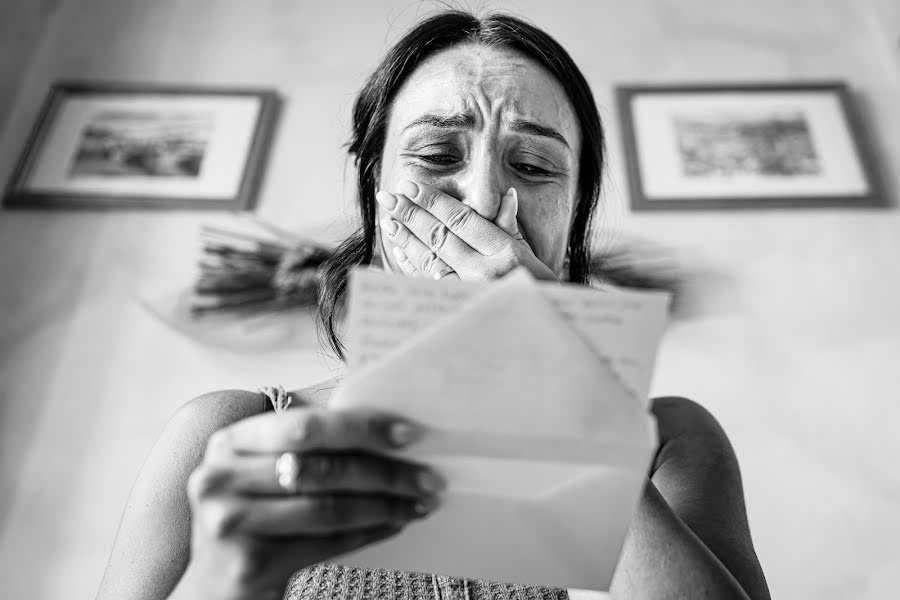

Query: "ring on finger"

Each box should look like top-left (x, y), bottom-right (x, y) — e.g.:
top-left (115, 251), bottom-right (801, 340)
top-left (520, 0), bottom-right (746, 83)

top-left (275, 452), bottom-right (303, 494)
top-left (433, 265), bottom-right (457, 280)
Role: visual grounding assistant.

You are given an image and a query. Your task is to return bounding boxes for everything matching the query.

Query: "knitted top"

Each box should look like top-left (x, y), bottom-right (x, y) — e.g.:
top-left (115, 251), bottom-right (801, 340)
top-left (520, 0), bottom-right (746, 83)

top-left (284, 563), bottom-right (569, 600)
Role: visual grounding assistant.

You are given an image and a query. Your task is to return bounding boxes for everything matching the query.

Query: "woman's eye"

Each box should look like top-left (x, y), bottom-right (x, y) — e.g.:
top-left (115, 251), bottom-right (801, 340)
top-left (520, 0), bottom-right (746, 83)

top-left (418, 154), bottom-right (460, 166)
top-left (514, 163), bottom-right (553, 177)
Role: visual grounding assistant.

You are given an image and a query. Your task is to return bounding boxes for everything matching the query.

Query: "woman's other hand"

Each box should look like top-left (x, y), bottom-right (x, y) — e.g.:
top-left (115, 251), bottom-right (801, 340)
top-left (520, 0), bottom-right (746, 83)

top-left (173, 408), bottom-right (443, 600)
top-left (376, 180), bottom-right (558, 282)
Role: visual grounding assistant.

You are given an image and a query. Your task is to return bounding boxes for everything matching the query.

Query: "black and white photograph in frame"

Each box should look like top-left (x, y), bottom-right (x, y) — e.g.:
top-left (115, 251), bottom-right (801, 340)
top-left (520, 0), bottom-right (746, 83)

top-left (616, 82), bottom-right (883, 210)
top-left (3, 81), bottom-right (281, 210)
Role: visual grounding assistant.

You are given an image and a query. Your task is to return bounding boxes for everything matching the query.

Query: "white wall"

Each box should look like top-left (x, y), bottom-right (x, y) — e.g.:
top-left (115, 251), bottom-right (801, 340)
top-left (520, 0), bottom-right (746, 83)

top-left (0, 0), bottom-right (64, 131)
top-left (1, 2), bottom-right (900, 599)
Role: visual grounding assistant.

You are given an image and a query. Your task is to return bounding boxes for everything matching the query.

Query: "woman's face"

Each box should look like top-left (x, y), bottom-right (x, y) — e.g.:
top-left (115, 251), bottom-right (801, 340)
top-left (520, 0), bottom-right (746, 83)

top-left (377, 43), bottom-right (582, 277)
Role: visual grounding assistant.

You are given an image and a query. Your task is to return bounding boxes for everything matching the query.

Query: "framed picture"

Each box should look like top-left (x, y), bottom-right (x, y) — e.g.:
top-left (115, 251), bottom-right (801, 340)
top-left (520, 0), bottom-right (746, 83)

top-left (616, 82), bottom-right (883, 210)
top-left (3, 81), bottom-right (281, 210)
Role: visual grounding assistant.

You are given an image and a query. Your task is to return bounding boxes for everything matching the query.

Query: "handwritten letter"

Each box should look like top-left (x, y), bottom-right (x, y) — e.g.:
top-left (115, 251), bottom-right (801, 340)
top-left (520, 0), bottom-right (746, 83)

top-left (345, 269), bottom-right (670, 402)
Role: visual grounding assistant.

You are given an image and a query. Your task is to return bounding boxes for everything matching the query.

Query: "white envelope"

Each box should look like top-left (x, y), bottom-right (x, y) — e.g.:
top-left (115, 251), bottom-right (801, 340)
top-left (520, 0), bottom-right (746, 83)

top-left (328, 268), bottom-right (669, 591)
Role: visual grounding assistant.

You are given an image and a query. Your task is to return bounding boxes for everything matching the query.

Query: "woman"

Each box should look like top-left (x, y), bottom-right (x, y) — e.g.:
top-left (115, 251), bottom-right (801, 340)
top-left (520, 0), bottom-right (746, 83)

top-left (96, 11), bottom-right (770, 600)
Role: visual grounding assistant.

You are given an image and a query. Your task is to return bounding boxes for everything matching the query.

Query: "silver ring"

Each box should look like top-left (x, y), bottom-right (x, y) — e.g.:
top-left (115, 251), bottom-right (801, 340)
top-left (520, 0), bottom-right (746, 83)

top-left (275, 452), bottom-right (302, 493)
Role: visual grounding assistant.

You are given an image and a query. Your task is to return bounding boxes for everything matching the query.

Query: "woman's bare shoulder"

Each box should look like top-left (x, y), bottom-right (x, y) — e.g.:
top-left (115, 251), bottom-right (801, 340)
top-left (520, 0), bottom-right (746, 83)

top-left (187, 387), bottom-right (266, 414)
top-left (174, 389), bottom-right (267, 433)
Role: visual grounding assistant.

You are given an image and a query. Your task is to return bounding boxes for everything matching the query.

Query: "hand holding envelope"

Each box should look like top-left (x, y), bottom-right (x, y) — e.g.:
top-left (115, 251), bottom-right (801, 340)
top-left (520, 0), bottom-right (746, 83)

top-left (329, 267), bottom-right (671, 591)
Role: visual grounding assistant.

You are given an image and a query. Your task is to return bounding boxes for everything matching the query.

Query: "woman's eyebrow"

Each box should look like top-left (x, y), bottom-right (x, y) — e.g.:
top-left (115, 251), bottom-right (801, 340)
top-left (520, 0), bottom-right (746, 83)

top-left (403, 113), bottom-right (475, 131)
top-left (401, 114), bottom-right (572, 152)
top-left (507, 118), bottom-right (571, 150)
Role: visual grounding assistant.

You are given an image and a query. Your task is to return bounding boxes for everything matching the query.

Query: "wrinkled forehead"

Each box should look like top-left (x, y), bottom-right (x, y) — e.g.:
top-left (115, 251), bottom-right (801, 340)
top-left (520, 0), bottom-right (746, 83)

top-left (387, 43), bottom-right (582, 150)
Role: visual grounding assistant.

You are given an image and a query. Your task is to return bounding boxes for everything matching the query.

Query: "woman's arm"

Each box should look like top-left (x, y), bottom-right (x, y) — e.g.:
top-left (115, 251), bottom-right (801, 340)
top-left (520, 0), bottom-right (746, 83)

top-left (612, 480), bottom-right (750, 599)
top-left (96, 376), bottom-right (431, 600)
top-left (610, 397), bottom-right (770, 600)
top-left (95, 390), bottom-right (268, 600)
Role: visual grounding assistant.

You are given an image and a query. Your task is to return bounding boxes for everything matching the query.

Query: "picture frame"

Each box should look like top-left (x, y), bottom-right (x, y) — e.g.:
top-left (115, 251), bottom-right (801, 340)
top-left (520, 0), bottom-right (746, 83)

top-left (3, 80), bottom-right (282, 210)
top-left (616, 82), bottom-right (884, 210)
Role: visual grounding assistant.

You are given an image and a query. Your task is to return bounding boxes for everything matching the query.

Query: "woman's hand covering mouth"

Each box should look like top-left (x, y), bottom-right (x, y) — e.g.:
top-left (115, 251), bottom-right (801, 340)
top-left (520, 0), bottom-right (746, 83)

top-left (376, 179), bottom-right (558, 282)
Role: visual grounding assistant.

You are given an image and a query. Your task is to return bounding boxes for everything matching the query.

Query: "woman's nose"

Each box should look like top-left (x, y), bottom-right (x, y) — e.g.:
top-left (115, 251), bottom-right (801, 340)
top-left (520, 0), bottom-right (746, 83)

top-left (456, 154), bottom-right (505, 221)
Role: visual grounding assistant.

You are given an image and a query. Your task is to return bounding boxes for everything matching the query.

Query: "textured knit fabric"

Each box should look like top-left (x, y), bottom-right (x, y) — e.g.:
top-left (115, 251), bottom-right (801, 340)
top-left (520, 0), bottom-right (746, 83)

top-left (284, 563), bottom-right (570, 600)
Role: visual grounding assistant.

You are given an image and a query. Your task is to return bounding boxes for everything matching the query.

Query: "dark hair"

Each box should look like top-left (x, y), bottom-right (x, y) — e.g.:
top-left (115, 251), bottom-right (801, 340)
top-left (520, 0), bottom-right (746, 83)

top-left (317, 10), bottom-right (606, 359)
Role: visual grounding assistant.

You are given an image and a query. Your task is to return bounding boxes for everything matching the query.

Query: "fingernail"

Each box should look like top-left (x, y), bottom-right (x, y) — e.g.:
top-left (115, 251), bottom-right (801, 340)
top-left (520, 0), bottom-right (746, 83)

top-left (396, 180), bottom-right (419, 199)
top-left (380, 218), bottom-right (398, 237)
top-left (506, 187), bottom-right (517, 203)
top-left (416, 469), bottom-right (446, 494)
top-left (376, 190), bottom-right (397, 210)
top-left (389, 420), bottom-right (422, 446)
top-left (413, 496), bottom-right (440, 516)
